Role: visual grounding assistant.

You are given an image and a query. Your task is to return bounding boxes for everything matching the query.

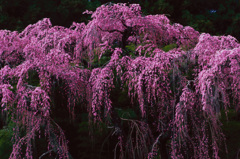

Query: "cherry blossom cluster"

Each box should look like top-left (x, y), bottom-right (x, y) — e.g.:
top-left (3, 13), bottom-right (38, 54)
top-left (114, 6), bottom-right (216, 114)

top-left (0, 17), bottom-right (89, 158)
top-left (0, 2), bottom-right (239, 159)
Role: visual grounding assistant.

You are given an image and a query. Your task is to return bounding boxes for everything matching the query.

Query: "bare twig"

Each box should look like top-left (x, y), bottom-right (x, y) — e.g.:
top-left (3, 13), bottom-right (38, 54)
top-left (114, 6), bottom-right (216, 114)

top-left (150, 133), bottom-right (163, 154)
top-left (39, 149), bottom-right (53, 159)
top-left (236, 148), bottom-right (240, 159)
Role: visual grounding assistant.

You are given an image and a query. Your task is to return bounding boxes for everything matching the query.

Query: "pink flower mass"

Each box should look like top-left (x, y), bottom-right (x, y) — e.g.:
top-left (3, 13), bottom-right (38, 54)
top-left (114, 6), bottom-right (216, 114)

top-left (0, 3), bottom-right (239, 159)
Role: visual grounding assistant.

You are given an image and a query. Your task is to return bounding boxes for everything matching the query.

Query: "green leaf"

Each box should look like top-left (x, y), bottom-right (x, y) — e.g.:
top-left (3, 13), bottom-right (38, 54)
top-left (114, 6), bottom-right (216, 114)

top-left (162, 43), bottom-right (177, 52)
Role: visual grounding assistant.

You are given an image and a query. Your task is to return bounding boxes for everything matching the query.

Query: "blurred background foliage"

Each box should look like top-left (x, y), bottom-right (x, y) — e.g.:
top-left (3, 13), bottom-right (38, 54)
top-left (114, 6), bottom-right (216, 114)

top-left (0, 0), bottom-right (240, 40)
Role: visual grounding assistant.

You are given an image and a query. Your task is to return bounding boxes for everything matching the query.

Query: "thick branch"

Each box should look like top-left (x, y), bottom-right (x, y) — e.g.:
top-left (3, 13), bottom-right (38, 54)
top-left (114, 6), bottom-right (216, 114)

top-left (98, 26), bottom-right (124, 34)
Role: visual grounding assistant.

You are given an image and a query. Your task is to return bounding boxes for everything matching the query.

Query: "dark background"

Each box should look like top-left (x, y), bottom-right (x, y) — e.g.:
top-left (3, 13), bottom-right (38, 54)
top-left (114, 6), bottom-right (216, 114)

top-left (0, 0), bottom-right (240, 40)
